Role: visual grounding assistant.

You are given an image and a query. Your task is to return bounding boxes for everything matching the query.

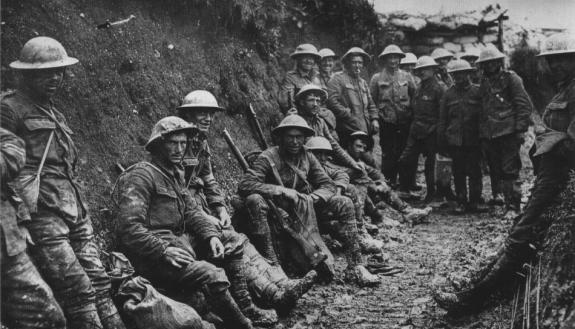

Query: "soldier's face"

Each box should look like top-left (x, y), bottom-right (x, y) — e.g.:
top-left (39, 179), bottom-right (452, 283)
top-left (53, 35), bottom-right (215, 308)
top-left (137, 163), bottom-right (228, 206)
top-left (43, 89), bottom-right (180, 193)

top-left (162, 132), bottom-right (188, 165)
top-left (415, 67), bottom-right (434, 81)
top-left (181, 109), bottom-right (213, 132)
top-left (452, 71), bottom-right (470, 85)
top-left (297, 55), bottom-right (316, 72)
top-left (545, 55), bottom-right (575, 82)
top-left (384, 54), bottom-right (402, 70)
top-left (436, 57), bottom-right (451, 68)
top-left (320, 57), bottom-right (334, 74)
top-left (312, 150), bottom-right (330, 163)
top-left (299, 93), bottom-right (321, 115)
top-left (347, 139), bottom-right (367, 160)
top-left (280, 128), bottom-right (306, 156)
top-left (23, 68), bottom-right (65, 99)
top-left (347, 56), bottom-right (364, 77)
top-left (400, 64), bottom-right (415, 73)
top-left (481, 60), bottom-right (501, 75)
top-left (464, 57), bottom-right (477, 67)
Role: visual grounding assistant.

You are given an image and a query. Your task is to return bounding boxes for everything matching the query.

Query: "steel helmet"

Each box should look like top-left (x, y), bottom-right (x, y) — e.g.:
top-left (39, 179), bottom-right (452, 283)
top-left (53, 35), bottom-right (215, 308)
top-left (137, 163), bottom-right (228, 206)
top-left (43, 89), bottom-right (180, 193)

top-left (537, 33), bottom-right (575, 57)
top-left (349, 131), bottom-right (374, 149)
top-left (400, 53), bottom-right (417, 65)
top-left (431, 48), bottom-right (454, 61)
top-left (145, 116), bottom-right (198, 152)
top-left (475, 44), bottom-right (506, 64)
top-left (177, 90), bottom-right (224, 112)
top-left (378, 44), bottom-right (405, 59)
top-left (10, 37), bottom-right (79, 70)
top-left (272, 114), bottom-right (315, 137)
top-left (460, 47), bottom-right (480, 60)
top-left (341, 47), bottom-right (371, 64)
top-left (290, 44), bottom-right (321, 61)
top-left (447, 59), bottom-right (475, 73)
top-left (318, 48), bottom-right (337, 59)
top-left (305, 136), bottom-right (332, 151)
top-left (295, 84), bottom-right (328, 102)
top-left (414, 56), bottom-right (438, 70)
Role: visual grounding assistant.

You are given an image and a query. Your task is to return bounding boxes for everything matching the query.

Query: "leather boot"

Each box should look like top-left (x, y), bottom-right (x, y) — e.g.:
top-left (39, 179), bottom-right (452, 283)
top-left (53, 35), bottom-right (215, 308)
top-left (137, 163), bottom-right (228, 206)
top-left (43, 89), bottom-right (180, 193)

top-left (208, 290), bottom-right (253, 329)
top-left (227, 258), bottom-right (278, 327)
top-left (434, 245), bottom-right (531, 315)
top-left (272, 270), bottom-right (318, 313)
top-left (96, 294), bottom-right (126, 329)
top-left (251, 233), bottom-right (279, 265)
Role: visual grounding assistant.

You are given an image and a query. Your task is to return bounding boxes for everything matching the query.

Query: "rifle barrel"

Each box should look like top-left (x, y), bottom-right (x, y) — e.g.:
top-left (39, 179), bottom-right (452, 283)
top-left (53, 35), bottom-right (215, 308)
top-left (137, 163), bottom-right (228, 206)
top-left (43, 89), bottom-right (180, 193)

top-left (222, 129), bottom-right (249, 172)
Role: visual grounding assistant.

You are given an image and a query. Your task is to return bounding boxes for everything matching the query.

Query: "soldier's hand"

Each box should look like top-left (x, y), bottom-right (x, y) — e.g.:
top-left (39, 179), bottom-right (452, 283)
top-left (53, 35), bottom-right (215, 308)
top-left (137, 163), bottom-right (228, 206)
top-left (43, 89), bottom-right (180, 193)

top-left (371, 120), bottom-right (380, 135)
top-left (280, 187), bottom-right (300, 203)
top-left (18, 225), bottom-right (34, 246)
top-left (209, 237), bottom-right (225, 259)
top-left (205, 214), bottom-right (221, 227)
top-left (162, 246), bottom-right (194, 268)
top-left (217, 207), bottom-right (231, 228)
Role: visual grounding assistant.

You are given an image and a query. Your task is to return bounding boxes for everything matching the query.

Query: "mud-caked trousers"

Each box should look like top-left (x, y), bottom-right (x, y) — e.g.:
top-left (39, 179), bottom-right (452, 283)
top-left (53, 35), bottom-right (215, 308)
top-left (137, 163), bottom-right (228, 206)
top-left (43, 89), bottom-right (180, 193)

top-left (1, 243), bottom-right (66, 329)
top-left (399, 134), bottom-right (436, 196)
top-left (380, 122), bottom-right (411, 185)
top-left (450, 146), bottom-right (483, 204)
top-left (28, 207), bottom-right (122, 329)
top-left (482, 134), bottom-right (523, 211)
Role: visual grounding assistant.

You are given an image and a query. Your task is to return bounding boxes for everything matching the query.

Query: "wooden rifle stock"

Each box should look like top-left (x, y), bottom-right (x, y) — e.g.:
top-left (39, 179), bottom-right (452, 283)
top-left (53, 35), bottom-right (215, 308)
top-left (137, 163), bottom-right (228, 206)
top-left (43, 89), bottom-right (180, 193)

top-left (248, 104), bottom-right (268, 150)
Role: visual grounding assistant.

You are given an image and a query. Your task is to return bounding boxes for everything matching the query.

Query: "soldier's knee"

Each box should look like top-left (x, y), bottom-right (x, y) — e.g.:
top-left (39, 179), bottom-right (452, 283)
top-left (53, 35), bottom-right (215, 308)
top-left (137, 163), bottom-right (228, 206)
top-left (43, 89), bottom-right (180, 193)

top-left (182, 260), bottom-right (230, 294)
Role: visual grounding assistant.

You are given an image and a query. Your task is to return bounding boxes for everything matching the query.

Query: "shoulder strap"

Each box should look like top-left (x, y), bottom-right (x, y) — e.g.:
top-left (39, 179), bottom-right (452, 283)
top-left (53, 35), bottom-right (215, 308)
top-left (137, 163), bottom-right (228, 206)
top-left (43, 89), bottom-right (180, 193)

top-left (36, 130), bottom-right (55, 180)
top-left (260, 153), bottom-right (285, 187)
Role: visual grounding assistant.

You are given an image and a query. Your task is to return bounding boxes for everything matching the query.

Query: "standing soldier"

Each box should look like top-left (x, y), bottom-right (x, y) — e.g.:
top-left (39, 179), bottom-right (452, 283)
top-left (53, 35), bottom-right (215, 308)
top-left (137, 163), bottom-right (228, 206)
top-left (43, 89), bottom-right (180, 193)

top-left (476, 44), bottom-right (533, 220)
top-left (327, 47), bottom-right (378, 150)
top-left (238, 115), bottom-right (380, 287)
top-left (1, 128), bottom-right (66, 329)
top-left (399, 56), bottom-right (447, 202)
top-left (437, 60), bottom-right (486, 213)
top-left (435, 32), bottom-right (575, 314)
top-left (370, 45), bottom-right (417, 189)
top-left (431, 48), bottom-right (455, 88)
top-left (318, 48), bottom-right (338, 91)
top-left (460, 47), bottom-right (481, 83)
top-left (400, 52), bottom-right (420, 87)
top-left (1, 37), bottom-right (124, 329)
top-left (278, 43), bottom-right (322, 114)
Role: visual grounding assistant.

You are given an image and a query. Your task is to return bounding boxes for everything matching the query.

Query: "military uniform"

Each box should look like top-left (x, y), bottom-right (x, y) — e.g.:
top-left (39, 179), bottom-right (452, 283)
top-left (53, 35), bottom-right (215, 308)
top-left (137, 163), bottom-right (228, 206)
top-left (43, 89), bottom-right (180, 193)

top-left (438, 83), bottom-right (483, 206)
top-left (1, 91), bottom-right (118, 329)
top-left (370, 68), bottom-right (417, 184)
top-left (479, 70), bottom-right (533, 211)
top-left (278, 70), bottom-right (321, 113)
top-left (399, 77), bottom-right (446, 195)
top-left (326, 71), bottom-right (378, 146)
top-left (318, 71), bottom-right (333, 91)
top-left (0, 127), bottom-right (66, 329)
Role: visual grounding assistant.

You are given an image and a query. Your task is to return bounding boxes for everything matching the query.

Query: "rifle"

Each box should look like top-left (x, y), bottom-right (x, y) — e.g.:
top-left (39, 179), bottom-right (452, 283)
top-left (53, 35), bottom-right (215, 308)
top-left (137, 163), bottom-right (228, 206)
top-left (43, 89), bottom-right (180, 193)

top-left (247, 104), bottom-right (268, 150)
top-left (221, 128), bottom-right (327, 269)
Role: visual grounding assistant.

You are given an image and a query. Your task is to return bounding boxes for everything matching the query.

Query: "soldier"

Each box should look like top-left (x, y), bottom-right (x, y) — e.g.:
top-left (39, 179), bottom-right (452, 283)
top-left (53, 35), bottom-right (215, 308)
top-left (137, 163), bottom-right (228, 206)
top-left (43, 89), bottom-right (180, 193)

top-left (437, 60), bottom-right (487, 213)
top-left (1, 37), bottom-right (124, 329)
top-left (327, 47), bottom-right (378, 150)
top-left (305, 136), bottom-right (385, 254)
top-left (399, 52), bottom-right (418, 74)
top-left (399, 56), bottom-right (447, 202)
top-left (431, 48), bottom-right (455, 87)
top-left (238, 115), bottom-right (380, 287)
top-left (476, 44), bottom-right (533, 220)
top-left (435, 32), bottom-right (575, 314)
top-left (344, 131), bottom-right (432, 225)
top-left (460, 47), bottom-right (480, 83)
top-left (176, 90), bottom-right (317, 313)
top-left (278, 43), bottom-right (322, 114)
top-left (318, 48), bottom-right (338, 90)
top-left (370, 45), bottom-right (417, 189)
top-left (113, 117), bottom-right (270, 329)
top-left (1, 127), bottom-right (66, 329)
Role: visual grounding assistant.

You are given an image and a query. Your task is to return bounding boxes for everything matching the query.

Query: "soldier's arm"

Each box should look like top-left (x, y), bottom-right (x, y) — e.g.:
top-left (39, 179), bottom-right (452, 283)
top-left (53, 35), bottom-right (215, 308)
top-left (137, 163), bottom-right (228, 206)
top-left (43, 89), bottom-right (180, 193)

top-left (183, 192), bottom-right (221, 242)
top-left (326, 75), bottom-right (353, 120)
top-left (365, 163), bottom-right (384, 181)
top-left (366, 81), bottom-right (379, 123)
top-left (114, 170), bottom-right (171, 261)
top-left (369, 74), bottom-right (379, 107)
top-left (437, 92), bottom-right (448, 146)
top-left (325, 164), bottom-right (350, 189)
top-left (199, 147), bottom-right (227, 210)
top-left (238, 153), bottom-right (282, 198)
top-left (0, 129), bottom-right (26, 185)
top-left (308, 152), bottom-right (337, 202)
top-left (0, 102), bottom-right (20, 133)
top-left (509, 72), bottom-right (534, 133)
top-left (322, 122), bottom-right (359, 169)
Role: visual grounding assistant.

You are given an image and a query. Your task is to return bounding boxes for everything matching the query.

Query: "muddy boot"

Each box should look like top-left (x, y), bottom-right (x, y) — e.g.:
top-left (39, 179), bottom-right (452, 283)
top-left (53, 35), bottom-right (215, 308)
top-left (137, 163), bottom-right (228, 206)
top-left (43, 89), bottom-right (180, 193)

top-left (96, 294), bottom-right (126, 329)
top-left (251, 233), bottom-right (279, 266)
top-left (344, 265), bottom-right (380, 287)
top-left (434, 246), bottom-right (530, 315)
top-left (402, 206), bottom-right (432, 225)
top-left (358, 231), bottom-right (384, 254)
top-left (227, 259), bottom-right (278, 327)
top-left (208, 290), bottom-right (253, 329)
top-left (453, 203), bottom-right (467, 214)
top-left (272, 270), bottom-right (318, 313)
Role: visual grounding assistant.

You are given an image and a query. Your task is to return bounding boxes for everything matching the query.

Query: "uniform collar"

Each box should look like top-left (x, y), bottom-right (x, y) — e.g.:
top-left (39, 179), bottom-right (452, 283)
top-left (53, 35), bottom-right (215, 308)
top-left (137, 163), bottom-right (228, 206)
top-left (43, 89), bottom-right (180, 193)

top-left (296, 68), bottom-right (315, 80)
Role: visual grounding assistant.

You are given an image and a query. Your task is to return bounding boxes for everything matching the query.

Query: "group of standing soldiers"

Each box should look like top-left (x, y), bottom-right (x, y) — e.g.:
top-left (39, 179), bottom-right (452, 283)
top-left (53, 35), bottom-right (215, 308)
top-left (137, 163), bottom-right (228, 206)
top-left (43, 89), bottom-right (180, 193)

top-left (279, 41), bottom-right (533, 217)
top-left (1, 29), bottom-right (574, 329)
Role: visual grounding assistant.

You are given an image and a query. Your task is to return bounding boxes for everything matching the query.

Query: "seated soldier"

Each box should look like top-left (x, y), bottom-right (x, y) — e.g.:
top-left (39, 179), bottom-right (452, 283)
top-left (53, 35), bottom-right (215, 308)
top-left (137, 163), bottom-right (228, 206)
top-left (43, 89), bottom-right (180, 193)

top-left (176, 90), bottom-right (317, 313)
top-left (112, 117), bottom-right (275, 329)
top-left (346, 131), bottom-right (432, 225)
top-left (304, 136), bottom-right (384, 254)
top-left (238, 115), bottom-right (380, 287)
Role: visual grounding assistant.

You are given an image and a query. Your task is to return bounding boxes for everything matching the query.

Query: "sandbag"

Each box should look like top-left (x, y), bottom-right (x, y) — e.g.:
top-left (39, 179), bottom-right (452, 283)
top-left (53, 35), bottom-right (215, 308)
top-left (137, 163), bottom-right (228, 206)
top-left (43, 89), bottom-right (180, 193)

top-left (118, 276), bottom-right (214, 329)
